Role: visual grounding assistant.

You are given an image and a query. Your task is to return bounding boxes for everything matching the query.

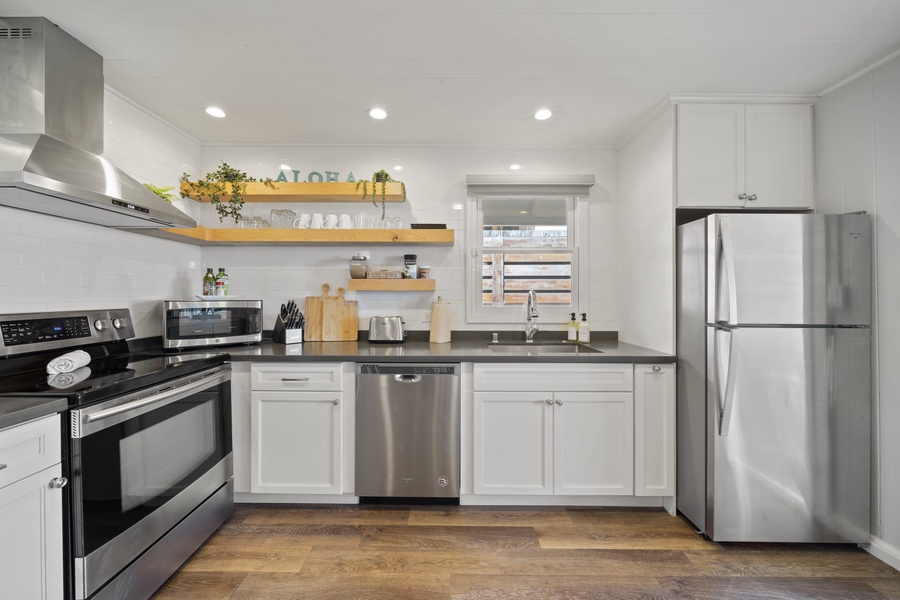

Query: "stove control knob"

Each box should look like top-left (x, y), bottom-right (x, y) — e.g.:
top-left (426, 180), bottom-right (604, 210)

top-left (94, 319), bottom-right (107, 331)
top-left (112, 318), bottom-right (127, 329)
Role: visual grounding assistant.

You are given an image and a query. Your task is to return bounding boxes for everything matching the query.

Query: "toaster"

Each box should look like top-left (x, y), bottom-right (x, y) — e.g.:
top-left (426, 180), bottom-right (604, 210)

top-left (368, 316), bottom-right (407, 343)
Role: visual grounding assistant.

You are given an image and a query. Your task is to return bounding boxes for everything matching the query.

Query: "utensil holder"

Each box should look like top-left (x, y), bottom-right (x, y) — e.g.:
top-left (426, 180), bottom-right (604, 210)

top-left (272, 318), bottom-right (303, 344)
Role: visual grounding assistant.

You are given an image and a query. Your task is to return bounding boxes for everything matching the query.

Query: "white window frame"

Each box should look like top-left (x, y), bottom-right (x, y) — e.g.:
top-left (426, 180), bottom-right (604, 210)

top-left (465, 193), bottom-right (590, 324)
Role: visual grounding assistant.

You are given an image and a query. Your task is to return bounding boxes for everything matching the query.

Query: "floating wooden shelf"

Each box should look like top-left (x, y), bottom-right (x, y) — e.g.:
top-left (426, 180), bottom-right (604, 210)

top-left (179, 181), bottom-right (405, 203)
top-left (137, 226), bottom-right (454, 246)
top-left (347, 278), bottom-right (436, 291)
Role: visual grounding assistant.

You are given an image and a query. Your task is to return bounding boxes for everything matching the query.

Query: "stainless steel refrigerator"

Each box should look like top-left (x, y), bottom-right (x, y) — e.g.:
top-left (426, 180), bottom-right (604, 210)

top-left (676, 213), bottom-right (871, 542)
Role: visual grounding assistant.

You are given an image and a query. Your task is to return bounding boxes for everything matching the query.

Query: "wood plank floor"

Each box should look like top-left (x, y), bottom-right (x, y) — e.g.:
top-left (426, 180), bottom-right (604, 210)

top-left (151, 504), bottom-right (900, 599)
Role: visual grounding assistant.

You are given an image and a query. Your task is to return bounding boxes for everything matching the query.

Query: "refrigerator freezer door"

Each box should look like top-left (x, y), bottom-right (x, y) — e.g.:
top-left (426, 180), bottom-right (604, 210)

top-left (706, 326), bottom-right (870, 542)
top-left (709, 214), bottom-right (871, 326)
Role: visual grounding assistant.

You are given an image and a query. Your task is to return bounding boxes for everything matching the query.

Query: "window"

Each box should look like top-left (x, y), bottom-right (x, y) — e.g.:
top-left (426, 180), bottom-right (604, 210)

top-left (467, 194), bottom-right (587, 323)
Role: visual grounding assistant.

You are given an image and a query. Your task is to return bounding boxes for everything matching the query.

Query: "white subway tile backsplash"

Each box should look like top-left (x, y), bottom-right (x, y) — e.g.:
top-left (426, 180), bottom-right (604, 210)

top-left (4, 87), bottom-right (623, 336)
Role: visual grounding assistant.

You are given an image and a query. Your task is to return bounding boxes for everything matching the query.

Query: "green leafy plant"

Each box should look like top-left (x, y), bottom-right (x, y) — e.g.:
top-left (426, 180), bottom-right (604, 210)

top-left (356, 169), bottom-right (406, 220)
top-left (180, 161), bottom-right (274, 223)
top-left (143, 183), bottom-right (177, 203)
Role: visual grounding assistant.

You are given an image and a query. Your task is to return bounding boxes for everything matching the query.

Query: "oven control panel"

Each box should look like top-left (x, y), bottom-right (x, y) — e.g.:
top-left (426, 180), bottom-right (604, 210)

top-left (0, 309), bottom-right (135, 356)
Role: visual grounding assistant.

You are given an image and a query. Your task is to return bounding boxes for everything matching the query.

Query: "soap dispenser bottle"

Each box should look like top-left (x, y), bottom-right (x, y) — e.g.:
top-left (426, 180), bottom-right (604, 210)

top-left (578, 313), bottom-right (590, 343)
top-left (567, 313), bottom-right (578, 342)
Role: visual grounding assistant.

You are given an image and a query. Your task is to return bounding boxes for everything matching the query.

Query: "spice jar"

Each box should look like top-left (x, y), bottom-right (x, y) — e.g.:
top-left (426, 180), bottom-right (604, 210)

top-left (349, 254), bottom-right (368, 279)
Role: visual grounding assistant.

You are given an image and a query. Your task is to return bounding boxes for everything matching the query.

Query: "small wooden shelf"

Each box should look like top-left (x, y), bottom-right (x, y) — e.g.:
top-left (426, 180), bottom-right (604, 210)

top-left (140, 226), bottom-right (454, 246)
top-left (179, 181), bottom-right (405, 203)
top-left (347, 278), bottom-right (436, 291)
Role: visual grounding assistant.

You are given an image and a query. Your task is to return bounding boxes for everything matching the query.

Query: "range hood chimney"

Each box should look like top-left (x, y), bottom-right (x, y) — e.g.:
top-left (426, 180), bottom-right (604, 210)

top-left (0, 17), bottom-right (195, 228)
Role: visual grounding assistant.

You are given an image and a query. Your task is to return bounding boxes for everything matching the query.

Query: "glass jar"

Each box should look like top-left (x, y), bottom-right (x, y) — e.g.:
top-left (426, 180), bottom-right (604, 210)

top-left (350, 254), bottom-right (368, 279)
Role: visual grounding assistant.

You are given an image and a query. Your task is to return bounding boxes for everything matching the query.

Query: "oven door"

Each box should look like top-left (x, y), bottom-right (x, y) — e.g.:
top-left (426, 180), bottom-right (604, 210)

top-left (69, 365), bottom-right (232, 600)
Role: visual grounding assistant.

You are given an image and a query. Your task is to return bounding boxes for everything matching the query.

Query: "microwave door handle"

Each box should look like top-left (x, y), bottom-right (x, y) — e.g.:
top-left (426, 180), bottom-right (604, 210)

top-left (715, 325), bottom-right (738, 436)
top-left (73, 367), bottom-right (230, 438)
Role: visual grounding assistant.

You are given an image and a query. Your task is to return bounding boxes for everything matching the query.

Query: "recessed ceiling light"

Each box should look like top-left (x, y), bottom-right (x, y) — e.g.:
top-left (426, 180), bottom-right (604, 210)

top-left (279, 164), bottom-right (291, 171)
top-left (509, 164), bottom-right (523, 170)
top-left (534, 109), bottom-right (552, 121)
top-left (205, 106), bottom-right (226, 118)
top-left (519, 210), bottom-right (529, 215)
top-left (393, 165), bottom-right (404, 171)
top-left (369, 108), bottom-right (387, 120)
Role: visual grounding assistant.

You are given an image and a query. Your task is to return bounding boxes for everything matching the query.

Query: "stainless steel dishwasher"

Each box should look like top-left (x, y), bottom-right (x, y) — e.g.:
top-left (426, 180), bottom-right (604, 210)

top-left (355, 363), bottom-right (460, 498)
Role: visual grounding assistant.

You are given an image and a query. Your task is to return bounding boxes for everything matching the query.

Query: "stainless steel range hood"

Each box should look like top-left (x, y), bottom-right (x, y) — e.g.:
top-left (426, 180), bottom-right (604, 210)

top-left (0, 17), bottom-right (195, 228)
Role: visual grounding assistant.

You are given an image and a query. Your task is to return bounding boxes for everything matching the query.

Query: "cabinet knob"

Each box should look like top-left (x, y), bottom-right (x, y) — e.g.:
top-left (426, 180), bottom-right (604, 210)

top-left (555, 399), bottom-right (564, 406)
top-left (333, 399), bottom-right (341, 406)
top-left (545, 399), bottom-right (553, 405)
top-left (49, 477), bottom-right (68, 489)
top-left (747, 194), bottom-right (758, 202)
top-left (653, 365), bottom-right (661, 373)
top-left (738, 193), bottom-right (748, 200)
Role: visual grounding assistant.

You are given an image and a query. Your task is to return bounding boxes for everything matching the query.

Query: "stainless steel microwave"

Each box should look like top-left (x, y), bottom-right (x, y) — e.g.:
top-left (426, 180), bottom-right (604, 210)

top-left (162, 299), bottom-right (262, 349)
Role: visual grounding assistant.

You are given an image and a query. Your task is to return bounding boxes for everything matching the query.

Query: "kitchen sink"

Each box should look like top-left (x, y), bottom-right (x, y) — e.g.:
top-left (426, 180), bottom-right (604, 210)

top-left (487, 342), bottom-right (602, 354)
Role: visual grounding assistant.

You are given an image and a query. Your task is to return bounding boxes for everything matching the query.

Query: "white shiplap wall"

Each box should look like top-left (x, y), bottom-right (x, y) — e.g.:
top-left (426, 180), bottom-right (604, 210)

top-left (1, 91), bottom-right (618, 339)
top-left (814, 54), bottom-right (900, 570)
top-left (193, 146), bottom-right (618, 334)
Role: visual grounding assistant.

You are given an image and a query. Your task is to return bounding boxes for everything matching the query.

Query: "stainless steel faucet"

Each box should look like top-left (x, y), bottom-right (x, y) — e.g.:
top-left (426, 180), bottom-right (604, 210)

top-left (525, 289), bottom-right (539, 342)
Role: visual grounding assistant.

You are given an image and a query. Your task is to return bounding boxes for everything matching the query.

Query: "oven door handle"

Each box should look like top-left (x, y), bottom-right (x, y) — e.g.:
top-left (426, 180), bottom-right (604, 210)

top-left (72, 366), bottom-right (231, 438)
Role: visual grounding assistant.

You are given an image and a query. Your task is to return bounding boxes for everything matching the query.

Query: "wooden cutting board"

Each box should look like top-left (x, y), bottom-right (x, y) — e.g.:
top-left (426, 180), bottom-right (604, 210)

top-left (322, 287), bottom-right (358, 341)
top-left (303, 283), bottom-right (331, 341)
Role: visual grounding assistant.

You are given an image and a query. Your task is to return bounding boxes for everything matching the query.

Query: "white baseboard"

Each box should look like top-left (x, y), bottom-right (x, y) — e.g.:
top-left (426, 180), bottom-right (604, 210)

top-left (460, 495), bottom-right (666, 508)
top-left (865, 535), bottom-right (900, 572)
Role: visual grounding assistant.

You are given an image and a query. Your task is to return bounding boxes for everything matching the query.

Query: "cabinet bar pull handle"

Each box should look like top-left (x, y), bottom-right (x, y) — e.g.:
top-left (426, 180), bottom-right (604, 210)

top-left (281, 377), bottom-right (310, 382)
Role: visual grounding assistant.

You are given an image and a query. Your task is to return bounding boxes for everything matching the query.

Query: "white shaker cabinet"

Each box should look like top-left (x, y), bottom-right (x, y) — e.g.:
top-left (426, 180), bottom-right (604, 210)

top-left (676, 103), bottom-right (813, 209)
top-left (473, 364), bottom-right (634, 496)
top-left (634, 364), bottom-right (675, 497)
top-left (0, 414), bottom-right (65, 600)
top-left (249, 363), bottom-right (345, 494)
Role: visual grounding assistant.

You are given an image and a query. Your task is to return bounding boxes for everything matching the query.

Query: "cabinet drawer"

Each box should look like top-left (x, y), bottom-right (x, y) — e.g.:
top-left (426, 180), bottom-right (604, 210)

top-left (0, 414), bottom-right (61, 490)
top-left (251, 363), bottom-right (343, 391)
top-left (474, 363), bottom-right (633, 392)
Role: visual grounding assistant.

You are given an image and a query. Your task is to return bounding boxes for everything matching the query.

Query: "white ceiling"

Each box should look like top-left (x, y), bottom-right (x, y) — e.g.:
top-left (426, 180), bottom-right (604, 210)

top-left (3, 0), bottom-right (900, 148)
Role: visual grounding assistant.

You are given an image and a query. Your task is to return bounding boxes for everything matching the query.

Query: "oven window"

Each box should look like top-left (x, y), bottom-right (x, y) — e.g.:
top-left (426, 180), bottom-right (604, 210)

top-left (75, 384), bottom-right (231, 555)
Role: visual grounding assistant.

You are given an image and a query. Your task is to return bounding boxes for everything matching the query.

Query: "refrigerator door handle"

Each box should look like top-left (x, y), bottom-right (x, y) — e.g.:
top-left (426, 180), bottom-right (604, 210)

top-left (718, 218), bottom-right (739, 325)
top-left (715, 325), bottom-right (738, 436)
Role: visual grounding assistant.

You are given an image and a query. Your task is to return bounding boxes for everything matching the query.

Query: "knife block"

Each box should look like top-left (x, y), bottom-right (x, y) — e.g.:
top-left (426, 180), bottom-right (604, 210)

top-left (272, 318), bottom-right (303, 344)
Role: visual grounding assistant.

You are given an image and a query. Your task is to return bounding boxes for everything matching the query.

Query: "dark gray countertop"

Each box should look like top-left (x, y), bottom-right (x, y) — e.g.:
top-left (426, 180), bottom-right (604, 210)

top-left (1, 336), bottom-right (672, 431)
top-left (0, 396), bottom-right (68, 431)
top-left (225, 338), bottom-right (674, 364)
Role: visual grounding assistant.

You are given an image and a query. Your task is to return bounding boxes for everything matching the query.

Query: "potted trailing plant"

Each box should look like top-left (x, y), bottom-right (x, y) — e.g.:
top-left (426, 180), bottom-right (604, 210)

top-left (356, 169), bottom-right (406, 220)
top-left (143, 183), bottom-right (177, 203)
top-left (180, 161), bottom-right (273, 223)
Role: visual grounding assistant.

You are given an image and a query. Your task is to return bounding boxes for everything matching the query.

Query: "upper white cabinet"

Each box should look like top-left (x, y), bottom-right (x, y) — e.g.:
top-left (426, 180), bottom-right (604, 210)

top-left (676, 103), bottom-right (813, 209)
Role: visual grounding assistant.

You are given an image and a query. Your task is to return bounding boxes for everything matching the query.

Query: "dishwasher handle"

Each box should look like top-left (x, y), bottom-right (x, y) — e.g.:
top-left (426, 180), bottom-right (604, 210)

top-left (393, 374), bottom-right (422, 383)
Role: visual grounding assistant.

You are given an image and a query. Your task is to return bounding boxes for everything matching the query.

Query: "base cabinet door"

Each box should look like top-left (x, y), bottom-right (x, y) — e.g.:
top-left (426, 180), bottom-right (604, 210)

top-left (0, 463), bottom-right (64, 600)
top-left (473, 391), bottom-right (553, 495)
top-left (554, 392), bottom-right (634, 495)
top-left (251, 391), bottom-right (343, 494)
top-left (634, 364), bottom-right (676, 496)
